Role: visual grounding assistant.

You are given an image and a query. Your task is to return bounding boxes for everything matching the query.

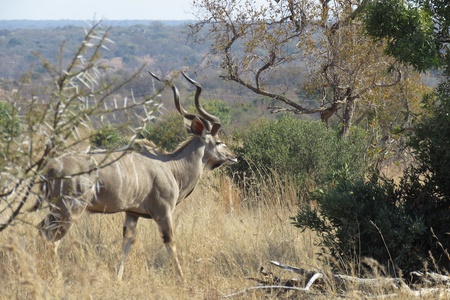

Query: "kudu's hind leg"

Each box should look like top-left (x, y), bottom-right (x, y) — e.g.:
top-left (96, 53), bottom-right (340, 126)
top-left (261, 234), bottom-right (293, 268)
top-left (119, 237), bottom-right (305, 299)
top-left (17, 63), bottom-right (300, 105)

top-left (117, 213), bottom-right (139, 280)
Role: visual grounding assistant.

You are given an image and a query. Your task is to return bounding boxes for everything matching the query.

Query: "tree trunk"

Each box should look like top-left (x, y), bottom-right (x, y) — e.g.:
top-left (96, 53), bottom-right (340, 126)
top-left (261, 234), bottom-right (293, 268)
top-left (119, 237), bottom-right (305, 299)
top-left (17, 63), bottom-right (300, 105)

top-left (340, 98), bottom-right (356, 138)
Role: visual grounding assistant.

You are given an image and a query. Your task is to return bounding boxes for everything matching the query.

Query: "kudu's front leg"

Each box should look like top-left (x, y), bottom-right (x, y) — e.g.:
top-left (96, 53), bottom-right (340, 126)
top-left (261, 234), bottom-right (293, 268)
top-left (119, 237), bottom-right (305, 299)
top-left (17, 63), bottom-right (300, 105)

top-left (117, 213), bottom-right (139, 280)
top-left (157, 215), bottom-right (185, 279)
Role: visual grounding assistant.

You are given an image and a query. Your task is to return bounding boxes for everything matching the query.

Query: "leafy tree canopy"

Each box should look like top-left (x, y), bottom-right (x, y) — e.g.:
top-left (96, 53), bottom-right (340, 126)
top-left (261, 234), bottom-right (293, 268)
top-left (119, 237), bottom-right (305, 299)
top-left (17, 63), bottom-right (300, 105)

top-left (363, 0), bottom-right (449, 73)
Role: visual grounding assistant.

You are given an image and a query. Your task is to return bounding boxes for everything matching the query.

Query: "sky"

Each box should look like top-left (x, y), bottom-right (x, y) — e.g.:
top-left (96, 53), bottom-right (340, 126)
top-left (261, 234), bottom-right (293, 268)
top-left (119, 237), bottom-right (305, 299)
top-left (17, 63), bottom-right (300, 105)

top-left (0, 0), bottom-right (196, 21)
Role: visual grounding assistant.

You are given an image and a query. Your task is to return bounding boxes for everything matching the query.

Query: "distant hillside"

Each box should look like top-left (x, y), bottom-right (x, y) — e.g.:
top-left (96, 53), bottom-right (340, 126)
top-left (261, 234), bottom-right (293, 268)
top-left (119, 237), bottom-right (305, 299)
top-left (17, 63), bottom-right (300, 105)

top-left (0, 20), bottom-right (193, 29)
top-left (0, 21), bottom-right (272, 129)
top-left (0, 22), bottom-right (205, 79)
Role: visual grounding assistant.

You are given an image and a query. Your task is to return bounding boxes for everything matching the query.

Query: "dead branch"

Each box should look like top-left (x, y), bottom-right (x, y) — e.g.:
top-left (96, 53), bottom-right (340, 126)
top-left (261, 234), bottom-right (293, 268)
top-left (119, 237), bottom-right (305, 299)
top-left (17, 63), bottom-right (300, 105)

top-left (410, 271), bottom-right (450, 285)
top-left (222, 285), bottom-right (320, 298)
top-left (226, 260), bottom-right (450, 299)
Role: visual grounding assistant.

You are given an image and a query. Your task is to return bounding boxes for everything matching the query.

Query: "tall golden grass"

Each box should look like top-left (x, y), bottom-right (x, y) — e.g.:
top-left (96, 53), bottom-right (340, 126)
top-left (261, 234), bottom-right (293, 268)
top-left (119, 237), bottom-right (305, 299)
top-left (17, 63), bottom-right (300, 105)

top-left (0, 171), bottom-right (323, 299)
top-left (2, 169), bottom-right (442, 299)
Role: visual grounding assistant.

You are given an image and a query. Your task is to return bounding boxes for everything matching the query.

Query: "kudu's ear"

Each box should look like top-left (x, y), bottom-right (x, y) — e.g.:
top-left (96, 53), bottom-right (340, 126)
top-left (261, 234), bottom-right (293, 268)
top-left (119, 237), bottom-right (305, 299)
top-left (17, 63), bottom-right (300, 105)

top-left (190, 117), bottom-right (206, 137)
top-left (183, 118), bottom-right (193, 134)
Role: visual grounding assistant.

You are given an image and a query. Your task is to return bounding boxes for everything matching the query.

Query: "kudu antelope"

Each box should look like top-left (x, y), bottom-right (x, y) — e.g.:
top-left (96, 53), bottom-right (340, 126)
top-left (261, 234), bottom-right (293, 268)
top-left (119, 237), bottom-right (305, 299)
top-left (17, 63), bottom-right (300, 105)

top-left (38, 72), bottom-right (237, 279)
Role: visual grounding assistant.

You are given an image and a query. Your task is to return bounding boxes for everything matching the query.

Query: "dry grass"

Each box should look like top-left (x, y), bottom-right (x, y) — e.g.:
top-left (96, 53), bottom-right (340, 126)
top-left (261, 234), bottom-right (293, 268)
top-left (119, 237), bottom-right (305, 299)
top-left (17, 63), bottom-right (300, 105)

top-left (2, 171), bottom-right (445, 299)
top-left (0, 172), bottom-right (322, 299)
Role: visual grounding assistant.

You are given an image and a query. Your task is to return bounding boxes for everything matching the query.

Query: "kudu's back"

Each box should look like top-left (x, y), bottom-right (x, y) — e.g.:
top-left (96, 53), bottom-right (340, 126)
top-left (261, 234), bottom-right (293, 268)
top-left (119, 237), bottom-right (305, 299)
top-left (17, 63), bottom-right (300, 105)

top-left (43, 150), bottom-right (178, 215)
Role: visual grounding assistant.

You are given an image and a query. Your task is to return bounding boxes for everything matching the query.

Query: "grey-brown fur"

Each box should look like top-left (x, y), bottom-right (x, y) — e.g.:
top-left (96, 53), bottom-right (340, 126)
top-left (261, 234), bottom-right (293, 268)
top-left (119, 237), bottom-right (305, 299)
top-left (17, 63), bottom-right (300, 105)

top-left (38, 72), bottom-right (237, 280)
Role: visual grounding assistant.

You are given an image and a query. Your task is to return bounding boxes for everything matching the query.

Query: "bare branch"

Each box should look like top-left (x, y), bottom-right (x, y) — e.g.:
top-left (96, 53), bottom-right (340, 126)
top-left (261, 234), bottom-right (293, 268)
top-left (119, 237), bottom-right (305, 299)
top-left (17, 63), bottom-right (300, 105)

top-left (353, 69), bottom-right (402, 100)
top-left (192, 0), bottom-right (409, 135)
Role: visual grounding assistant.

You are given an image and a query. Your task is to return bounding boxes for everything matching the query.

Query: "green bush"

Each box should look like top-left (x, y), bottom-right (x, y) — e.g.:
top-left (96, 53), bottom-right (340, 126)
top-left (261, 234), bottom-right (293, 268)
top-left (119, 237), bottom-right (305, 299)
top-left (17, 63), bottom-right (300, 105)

top-left (408, 82), bottom-right (450, 199)
top-left (91, 124), bottom-right (128, 150)
top-left (292, 172), bottom-right (426, 276)
top-left (201, 99), bottom-right (231, 127)
top-left (399, 82), bottom-right (450, 271)
top-left (187, 99), bottom-right (231, 127)
top-left (231, 115), bottom-right (368, 194)
top-left (139, 112), bottom-right (187, 152)
top-left (293, 81), bottom-right (450, 275)
top-left (0, 101), bottom-right (22, 140)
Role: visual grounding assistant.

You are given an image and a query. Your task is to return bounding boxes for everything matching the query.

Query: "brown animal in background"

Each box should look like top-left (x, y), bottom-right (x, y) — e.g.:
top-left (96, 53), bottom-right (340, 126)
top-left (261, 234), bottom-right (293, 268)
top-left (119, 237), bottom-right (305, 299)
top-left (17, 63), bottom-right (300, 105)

top-left (38, 72), bottom-right (237, 280)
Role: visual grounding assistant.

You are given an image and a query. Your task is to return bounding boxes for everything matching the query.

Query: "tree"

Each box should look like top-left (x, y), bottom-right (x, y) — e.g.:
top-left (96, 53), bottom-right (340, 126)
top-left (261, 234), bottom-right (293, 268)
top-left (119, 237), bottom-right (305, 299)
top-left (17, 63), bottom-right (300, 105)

top-left (191, 0), bottom-right (411, 137)
top-left (363, 0), bottom-right (450, 218)
top-left (294, 83), bottom-right (450, 274)
top-left (294, 0), bottom-right (450, 274)
top-left (363, 0), bottom-right (449, 73)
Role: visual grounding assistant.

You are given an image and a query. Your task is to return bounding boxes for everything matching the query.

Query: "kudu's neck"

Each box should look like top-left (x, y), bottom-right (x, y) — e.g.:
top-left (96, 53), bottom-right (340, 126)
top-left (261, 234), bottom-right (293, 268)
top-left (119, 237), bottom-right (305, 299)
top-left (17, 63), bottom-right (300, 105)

top-left (167, 136), bottom-right (206, 201)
